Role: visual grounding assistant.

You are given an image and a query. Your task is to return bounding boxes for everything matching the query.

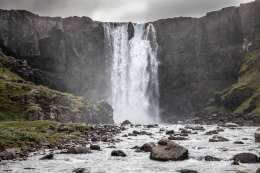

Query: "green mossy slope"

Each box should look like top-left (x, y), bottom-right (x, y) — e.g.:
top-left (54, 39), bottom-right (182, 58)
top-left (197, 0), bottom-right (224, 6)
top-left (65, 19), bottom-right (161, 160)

top-left (212, 49), bottom-right (260, 115)
top-left (0, 50), bottom-right (113, 123)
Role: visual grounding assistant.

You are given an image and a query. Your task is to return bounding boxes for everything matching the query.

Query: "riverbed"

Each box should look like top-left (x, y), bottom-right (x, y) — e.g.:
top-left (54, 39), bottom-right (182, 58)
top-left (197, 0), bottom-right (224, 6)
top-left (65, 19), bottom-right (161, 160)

top-left (0, 124), bottom-right (259, 173)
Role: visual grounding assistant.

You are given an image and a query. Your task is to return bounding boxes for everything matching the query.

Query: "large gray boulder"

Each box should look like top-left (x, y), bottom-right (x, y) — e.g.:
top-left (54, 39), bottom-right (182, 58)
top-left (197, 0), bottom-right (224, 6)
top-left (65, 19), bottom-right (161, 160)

top-left (150, 139), bottom-right (188, 161)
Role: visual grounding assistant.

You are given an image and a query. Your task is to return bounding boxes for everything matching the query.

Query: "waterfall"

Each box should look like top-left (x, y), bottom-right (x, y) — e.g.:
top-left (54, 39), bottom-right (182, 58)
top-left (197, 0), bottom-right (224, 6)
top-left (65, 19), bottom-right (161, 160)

top-left (104, 23), bottom-right (160, 124)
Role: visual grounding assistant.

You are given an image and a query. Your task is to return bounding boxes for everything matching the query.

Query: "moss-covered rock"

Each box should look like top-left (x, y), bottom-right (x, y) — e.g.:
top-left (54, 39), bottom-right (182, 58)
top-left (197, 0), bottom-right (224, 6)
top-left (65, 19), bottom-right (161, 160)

top-left (0, 50), bottom-right (114, 123)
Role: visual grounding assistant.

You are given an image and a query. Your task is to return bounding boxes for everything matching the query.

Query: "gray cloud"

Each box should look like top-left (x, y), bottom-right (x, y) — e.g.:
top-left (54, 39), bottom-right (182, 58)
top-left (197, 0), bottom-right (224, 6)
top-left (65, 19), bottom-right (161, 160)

top-left (0, 0), bottom-right (253, 22)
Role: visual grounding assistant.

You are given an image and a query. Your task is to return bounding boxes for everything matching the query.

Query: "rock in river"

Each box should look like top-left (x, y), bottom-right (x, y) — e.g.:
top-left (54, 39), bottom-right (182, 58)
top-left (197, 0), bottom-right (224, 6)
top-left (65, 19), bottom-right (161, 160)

top-left (204, 155), bottom-right (221, 161)
top-left (150, 139), bottom-right (188, 161)
top-left (233, 153), bottom-right (260, 163)
top-left (111, 150), bottom-right (127, 157)
top-left (90, 145), bottom-right (101, 151)
top-left (66, 146), bottom-right (92, 154)
top-left (40, 153), bottom-right (54, 160)
top-left (140, 142), bottom-right (156, 152)
top-left (209, 135), bottom-right (229, 142)
top-left (179, 169), bottom-right (198, 173)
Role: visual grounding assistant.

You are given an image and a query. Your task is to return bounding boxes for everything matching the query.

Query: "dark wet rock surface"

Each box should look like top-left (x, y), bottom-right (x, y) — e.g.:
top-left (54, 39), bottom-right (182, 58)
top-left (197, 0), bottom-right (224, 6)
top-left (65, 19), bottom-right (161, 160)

top-left (179, 169), bottom-right (198, 173)
top-left (39, 153), bottom-right (54, 160)
top-left (204, 155), bottom-right (221, 161)
top-left (233, 153), bottom-right (260, 163)
top-left (209, 135), bottom-right (229, 142)
top-left (111, 150), bottom-right (127, 157)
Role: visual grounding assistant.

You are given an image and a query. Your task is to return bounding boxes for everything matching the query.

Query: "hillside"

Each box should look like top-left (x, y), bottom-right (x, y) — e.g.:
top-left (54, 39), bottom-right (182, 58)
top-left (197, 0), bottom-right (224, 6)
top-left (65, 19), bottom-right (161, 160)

top-left (0, 49), bottom-right (113, 123)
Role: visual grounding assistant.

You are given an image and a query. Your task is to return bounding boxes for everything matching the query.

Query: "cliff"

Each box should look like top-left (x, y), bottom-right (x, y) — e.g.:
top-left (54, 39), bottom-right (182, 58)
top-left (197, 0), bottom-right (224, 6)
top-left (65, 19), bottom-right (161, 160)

top-left (0, 1), bottom-right (260, 121)
top-left (0, 10), bottom-right (109, 101)
top-left (153, 0), bottom-right (260, 120)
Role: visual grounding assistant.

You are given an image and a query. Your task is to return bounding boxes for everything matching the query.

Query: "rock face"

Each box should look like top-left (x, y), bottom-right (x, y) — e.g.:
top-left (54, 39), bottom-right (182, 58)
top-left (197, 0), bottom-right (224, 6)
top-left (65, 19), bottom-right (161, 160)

top-left (0, 1), bottom-right (260, 119)
top-left (0, 10), bottom-right (109, 102)
top-left (153, 1), bottom-right (260, 119)
top-left (150, 139), bottom-right (188, 161)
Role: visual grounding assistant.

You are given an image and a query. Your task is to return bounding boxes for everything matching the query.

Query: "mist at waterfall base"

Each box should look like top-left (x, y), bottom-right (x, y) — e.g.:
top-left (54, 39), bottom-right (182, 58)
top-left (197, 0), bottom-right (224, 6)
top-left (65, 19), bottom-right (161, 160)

top-left (105, 23), bottom-right (160, 124)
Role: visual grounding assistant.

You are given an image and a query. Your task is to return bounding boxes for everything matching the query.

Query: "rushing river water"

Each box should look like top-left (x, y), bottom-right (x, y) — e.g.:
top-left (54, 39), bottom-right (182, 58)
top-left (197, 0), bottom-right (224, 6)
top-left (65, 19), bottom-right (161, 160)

top-left (0, 124), bottom-right (259, 173)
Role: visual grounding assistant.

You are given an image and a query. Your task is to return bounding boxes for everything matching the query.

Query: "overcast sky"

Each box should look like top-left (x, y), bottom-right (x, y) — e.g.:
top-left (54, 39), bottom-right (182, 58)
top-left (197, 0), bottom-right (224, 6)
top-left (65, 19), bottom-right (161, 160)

top-left (0, 0), bottom-right (254, 22)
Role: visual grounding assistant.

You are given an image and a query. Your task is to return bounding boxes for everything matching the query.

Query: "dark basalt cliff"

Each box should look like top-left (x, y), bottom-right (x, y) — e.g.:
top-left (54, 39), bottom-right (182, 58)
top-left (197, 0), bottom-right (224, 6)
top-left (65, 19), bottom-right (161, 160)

top-left (0, 10), bottom-right (109, 101)
top-left (153, 0), bottom-right (260, 120)
top-left (0, 0), bottom-right (260, 121)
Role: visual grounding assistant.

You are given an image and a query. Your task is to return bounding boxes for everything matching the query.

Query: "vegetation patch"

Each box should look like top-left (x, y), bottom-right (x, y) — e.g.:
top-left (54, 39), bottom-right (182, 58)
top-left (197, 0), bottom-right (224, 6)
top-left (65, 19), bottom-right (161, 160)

top-left (0, 120), bottom-right (92, 150)
top-left (210, 49), bottom-right (260, 115)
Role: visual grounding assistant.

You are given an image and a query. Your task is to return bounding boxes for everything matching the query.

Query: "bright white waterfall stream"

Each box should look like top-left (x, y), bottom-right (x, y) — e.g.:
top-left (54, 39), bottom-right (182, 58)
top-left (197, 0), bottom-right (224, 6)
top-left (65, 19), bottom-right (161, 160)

top-left (104, 23), bottom-right (160, 123)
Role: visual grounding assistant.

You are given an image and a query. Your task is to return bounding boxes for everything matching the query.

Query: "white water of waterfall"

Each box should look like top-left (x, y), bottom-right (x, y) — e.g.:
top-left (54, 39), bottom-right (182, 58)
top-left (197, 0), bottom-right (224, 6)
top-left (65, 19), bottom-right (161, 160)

top-left (105, 23), bottom-right (160, 124)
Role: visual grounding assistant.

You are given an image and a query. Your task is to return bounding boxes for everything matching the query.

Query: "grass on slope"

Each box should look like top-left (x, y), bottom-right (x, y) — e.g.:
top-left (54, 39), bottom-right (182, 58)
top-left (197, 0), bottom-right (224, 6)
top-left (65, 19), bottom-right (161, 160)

top-left (216, 49), bottom-right (260, 115)
top-left (0, 49), bottom-right (89, 121)
top-left (0, 120), bottom-right (91, 149)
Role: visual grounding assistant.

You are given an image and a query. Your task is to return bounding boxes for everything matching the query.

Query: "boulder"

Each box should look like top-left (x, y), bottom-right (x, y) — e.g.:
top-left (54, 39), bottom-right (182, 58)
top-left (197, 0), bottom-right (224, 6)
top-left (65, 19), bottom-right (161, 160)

top-left (146, 124), bottom-right (159, 128)
top-left (66, 146), bottom-right (92, 154)
top-left (185, 125), bottom-right (205, 131)
top-left (121, 120), bottom-right (132, 126)
top-left (73, 168), bottom-right (86, 173)
top-left (179, 128), bottom-right (192, 134)
top-left (255, 128), bottom-right (260, 142)
top-left (166, 130), bottom-right (175, 135)
top-left (111, 150), bottom-right (126, 157)
top-left (140, 142), bottom-right (156, 152)
top-left (234, 141), bottom-right (244, 144)
top-left (205, 130), bottom-right (219, 135)
top-left (179, 169), bottom-right (198, 173)
top-left (209, 135), bottom-right (229, 142)
top-left (90, 145), bottom-right (101, 151)
top-left (204, 155), bottom-right (221, 161)
top-left (40, 153), bottom-right (54, 160)
top-left (233, 153), bottom-right (260, 163)
top-left (150, 139), bottom-right (188, 161)
top-left (168, 136), bottom-right (188, 141)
